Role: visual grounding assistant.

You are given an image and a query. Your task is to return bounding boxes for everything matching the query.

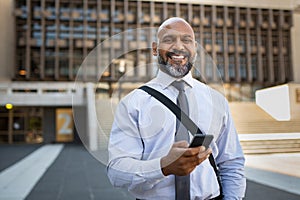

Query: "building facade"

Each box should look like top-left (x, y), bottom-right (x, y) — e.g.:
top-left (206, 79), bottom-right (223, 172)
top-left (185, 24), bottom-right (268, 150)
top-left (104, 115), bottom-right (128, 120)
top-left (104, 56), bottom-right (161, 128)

top-left (1, 0), bottom-right (300, 144)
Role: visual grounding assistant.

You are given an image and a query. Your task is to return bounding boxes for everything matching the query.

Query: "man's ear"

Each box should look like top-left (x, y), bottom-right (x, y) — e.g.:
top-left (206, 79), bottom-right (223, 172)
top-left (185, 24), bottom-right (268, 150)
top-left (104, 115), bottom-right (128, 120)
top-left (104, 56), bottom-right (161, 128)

top-left (152, 42), bottom-right (158, 56)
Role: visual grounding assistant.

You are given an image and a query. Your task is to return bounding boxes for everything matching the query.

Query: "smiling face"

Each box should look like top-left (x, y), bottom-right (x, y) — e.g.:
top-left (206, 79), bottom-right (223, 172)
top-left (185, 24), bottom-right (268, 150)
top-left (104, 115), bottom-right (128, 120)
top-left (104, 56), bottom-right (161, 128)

top-left (152, 18), bottom-right (197, 78)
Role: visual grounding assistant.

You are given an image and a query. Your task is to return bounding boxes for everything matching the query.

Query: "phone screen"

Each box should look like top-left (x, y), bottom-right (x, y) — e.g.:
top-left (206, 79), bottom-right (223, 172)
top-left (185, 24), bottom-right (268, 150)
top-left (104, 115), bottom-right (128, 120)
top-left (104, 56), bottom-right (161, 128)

top-left (189, 134), bottom-right (214, 148)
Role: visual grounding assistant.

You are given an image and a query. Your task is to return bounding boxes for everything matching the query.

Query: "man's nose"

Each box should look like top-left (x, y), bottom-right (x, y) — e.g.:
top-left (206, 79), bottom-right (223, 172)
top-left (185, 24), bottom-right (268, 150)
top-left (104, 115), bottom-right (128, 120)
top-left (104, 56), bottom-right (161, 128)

top-left (173, 38), bottom-right (185, 50)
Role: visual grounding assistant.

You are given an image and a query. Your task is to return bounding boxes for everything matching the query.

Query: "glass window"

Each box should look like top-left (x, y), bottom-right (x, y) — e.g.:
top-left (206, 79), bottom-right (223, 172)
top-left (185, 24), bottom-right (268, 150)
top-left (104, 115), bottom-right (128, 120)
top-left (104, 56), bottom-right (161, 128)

top-left (45, 6), bottom-right (56, 20)
top-left (15, 1), bottom-right (27, 19)
top-left (31, 49), bottom-right (40, 78)
top-left (272, 31), bottom-right (278, 48)
top-left (227, 31), bottom-right (234, 46)
top-left (32, 22), bottom-right (42, 46)
top-left (141, 2), bottom-right (151, 24)
top-left (114, 5), bottom-right (124, 23)
top-left (262, 56), bottom-right (268, 81)
top-left (192, 5), bottom-right (201, 26)
top-left (273, 55), bottom-right (279, 82)
top-left (16, 48), bottom-right (26, 77)
top-left (217, 54), bottom-right (224, 79)
top-left (250, 30), bottom-right (256, 46)
top-left (167, 3), bottom-right (176, 19)
top-left (128, 4), bottom-right (137, 23)
top-left (45, 50), bottom-right (55, 77)
top-left (59, 51), bottom-right (69, 77)
top-left (154, 3), bottom-right (163, 25)
top-left (73, 5), bottom-right (83, 21)
top-left (0, 117), bottom-right (8, 131)
top-left (284, 55), bottom-right (290, 81)
top-left (86, 24), bottom-right (96, 40)
top-left (229, 55), bottom-right (235, 79)
top-left (283, 31), bottom-right (290, 48)
top-left (261, 31), bottom-right (267, 56)
top-left (240, 55), bottom-right (247, 80)
top-left (216, 30), bottom-right (223, 51)
top-left (216, 7), bottom-right (224, 27)
top-left (101, 26), bottom-right (109, 41)
top-left (60, 6), bottom-right (70, 20)
top-left (251, 56), bottom-right (257, 80)
top-left (180, 4), bottom-right (188, 20)
top-left (87, 5), bottom-right (97, 22)
top-left (33, 4), bottom-right (41, 20)
top-left (227, 9), bottom-right (235, 27)
top-left (250, 10), bottom-right (257, 28)
top-left (204, 6), bottom-right (212, 27)
top-left (205, 56), bottom-right (213, 80)
top-left (73, 49), bottom-right (83, 77)
top-left (203, 30), bottom-right (212, 45)
top-left (239, 31), bottom-right (246, 53)
top-left (239, 9), bottom-right (247, 27)
top-left (45, 22), bottom-right (56, 47)
top-left (100, 6), bottom-right (109, 22)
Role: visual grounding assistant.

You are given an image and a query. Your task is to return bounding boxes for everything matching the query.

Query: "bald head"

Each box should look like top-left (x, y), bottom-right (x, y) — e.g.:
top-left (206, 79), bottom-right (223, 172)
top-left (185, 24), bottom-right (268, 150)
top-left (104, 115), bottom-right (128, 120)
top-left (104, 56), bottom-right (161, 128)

top-left (157, 17), bottom-right (195, 42)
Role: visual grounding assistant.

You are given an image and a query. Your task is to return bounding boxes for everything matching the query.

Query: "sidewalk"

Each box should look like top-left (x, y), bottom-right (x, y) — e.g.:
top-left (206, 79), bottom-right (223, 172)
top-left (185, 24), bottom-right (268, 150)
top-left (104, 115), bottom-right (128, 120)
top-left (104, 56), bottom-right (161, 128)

top-left (0, 143), bottom-right (299, 200)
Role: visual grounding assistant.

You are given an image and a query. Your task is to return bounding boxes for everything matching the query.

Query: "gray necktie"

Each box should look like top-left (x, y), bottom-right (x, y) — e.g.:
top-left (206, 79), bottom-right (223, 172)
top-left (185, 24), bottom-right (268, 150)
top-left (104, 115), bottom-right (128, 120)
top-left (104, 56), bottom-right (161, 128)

top-left (172, 81), bottom-right (191, 200)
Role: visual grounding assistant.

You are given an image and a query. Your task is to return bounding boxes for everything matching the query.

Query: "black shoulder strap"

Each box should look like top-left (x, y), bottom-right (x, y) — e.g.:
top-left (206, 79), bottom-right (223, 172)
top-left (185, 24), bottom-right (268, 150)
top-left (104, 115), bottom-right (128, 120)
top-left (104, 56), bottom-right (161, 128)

top-left (139, 85), bottom-right (202, 135)
top-left (139, 85), bottom-right (223, 199)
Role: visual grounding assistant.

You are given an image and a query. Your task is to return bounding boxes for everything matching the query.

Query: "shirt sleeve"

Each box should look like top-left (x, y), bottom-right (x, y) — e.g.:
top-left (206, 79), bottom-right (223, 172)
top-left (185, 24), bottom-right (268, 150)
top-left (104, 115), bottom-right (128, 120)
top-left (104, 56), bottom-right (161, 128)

top-left (107, 96), bottom-right (166, 195)
top-left (215, 101), bottom-right (247, 200)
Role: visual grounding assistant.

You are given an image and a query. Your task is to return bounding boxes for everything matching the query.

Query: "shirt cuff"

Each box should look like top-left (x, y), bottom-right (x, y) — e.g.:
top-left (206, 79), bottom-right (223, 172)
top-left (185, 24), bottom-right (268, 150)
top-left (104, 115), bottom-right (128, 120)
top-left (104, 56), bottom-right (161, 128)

top-left (138, 157), bottom-right (165, 181)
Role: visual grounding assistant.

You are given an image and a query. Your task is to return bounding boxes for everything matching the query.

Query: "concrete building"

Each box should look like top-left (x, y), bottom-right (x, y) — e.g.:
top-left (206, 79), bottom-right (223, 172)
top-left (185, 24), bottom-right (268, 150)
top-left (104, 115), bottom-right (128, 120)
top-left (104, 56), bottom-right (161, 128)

top-left (0, 0), bottom-right (300, 146)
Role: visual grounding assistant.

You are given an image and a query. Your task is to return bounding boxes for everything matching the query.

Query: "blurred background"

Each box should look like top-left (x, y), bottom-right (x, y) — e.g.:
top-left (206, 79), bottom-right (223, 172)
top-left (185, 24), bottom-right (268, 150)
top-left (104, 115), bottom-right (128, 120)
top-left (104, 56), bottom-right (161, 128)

top-left (0, 0), bottom-right (300, 146)
top-left (0, 0), bottom-right (300, 199)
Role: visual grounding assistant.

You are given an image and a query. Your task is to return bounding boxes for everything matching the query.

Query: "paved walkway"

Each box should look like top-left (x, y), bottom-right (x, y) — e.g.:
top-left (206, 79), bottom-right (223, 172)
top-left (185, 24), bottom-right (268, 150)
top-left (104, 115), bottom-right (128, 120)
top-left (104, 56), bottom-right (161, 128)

top-left (245, 153), bottom-right (300, 178)
top-left (0, 144), bottom-right (63, 200)
top-left (0, 144), bottom-right (299, 200)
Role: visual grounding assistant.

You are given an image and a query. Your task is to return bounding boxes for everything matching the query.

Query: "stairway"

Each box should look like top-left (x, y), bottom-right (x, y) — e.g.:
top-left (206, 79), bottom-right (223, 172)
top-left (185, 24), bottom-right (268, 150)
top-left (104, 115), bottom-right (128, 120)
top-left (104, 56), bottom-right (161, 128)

top-left (239, 134), bottom-right (300, 154)
top-left (229, 102), bottom-right (300, 134)
top-left (230, 102), bottom-right (300, 154)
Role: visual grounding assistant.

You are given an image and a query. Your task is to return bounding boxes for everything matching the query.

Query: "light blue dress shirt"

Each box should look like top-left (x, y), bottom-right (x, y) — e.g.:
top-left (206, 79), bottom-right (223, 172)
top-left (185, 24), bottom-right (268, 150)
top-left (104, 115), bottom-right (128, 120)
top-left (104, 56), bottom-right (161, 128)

top-left (107, 70), bottom-right (246, 200)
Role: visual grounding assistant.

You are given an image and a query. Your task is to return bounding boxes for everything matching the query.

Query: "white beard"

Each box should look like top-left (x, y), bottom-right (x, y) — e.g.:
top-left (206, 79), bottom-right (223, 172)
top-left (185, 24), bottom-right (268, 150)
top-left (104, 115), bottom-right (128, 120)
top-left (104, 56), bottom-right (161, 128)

top-left (161, 61), bottom-right (190, 78)
top-left (157, 52), bottom-right (195, 78)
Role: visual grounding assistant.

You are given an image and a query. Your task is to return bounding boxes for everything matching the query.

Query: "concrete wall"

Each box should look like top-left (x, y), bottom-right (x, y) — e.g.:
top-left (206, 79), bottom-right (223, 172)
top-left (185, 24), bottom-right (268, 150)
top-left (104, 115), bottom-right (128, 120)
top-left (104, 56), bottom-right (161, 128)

top-left (0, 0), bottom-right (14, 81)
top-left (0, 82), bottom-right (85, 106)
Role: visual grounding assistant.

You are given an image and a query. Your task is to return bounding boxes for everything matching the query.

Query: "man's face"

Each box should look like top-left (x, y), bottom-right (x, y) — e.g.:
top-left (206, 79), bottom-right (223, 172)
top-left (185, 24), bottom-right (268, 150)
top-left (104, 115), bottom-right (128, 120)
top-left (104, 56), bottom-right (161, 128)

top-left (152, 20), bottom-right (197, 78)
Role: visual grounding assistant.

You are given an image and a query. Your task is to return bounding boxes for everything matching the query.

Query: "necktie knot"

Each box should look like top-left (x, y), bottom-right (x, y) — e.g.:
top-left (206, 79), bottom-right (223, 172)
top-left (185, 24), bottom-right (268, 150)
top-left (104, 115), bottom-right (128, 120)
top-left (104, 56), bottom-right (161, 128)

top-left (172, 81), bottom-right (185, 92)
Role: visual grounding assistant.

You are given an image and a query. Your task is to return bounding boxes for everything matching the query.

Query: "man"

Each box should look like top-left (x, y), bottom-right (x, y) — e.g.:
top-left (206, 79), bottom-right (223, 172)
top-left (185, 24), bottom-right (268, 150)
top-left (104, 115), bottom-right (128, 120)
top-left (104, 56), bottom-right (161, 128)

top-left (107, 17), bottom-right (246, 199)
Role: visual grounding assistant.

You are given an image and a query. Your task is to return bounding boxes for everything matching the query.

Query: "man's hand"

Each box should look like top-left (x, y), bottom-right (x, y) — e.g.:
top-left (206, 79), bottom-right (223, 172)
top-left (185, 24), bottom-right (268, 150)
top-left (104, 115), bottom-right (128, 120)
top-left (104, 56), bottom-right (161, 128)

top-left (160, 141), bottom-right (212, 176)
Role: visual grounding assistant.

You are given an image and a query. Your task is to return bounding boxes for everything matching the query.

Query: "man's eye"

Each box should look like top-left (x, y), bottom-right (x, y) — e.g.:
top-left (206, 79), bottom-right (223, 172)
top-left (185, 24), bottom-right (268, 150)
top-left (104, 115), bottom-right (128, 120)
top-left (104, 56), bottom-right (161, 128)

top-left (162, 38), bottom-right (173, 43)
top-left (183, 39), bottom-right (193, 43)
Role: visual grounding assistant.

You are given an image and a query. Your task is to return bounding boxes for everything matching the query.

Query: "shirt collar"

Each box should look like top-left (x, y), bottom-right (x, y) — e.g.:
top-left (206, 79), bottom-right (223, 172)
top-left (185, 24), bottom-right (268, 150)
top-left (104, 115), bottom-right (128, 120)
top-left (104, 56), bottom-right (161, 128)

top-left (155, 69), bottom-right (194, 89)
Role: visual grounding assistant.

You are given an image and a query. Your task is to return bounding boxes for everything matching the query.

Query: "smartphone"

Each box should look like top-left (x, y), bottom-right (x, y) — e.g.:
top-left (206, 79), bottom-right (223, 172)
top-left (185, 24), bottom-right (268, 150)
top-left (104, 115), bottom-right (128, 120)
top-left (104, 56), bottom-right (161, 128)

top-left (189, 134), bottom-right (214, 148)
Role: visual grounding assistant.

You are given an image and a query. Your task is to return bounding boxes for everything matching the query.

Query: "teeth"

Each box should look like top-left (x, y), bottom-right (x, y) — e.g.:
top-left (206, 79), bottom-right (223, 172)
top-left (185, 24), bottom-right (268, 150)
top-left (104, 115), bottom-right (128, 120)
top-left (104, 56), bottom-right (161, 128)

top-left (171, 55), bottom-right (184, 59)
